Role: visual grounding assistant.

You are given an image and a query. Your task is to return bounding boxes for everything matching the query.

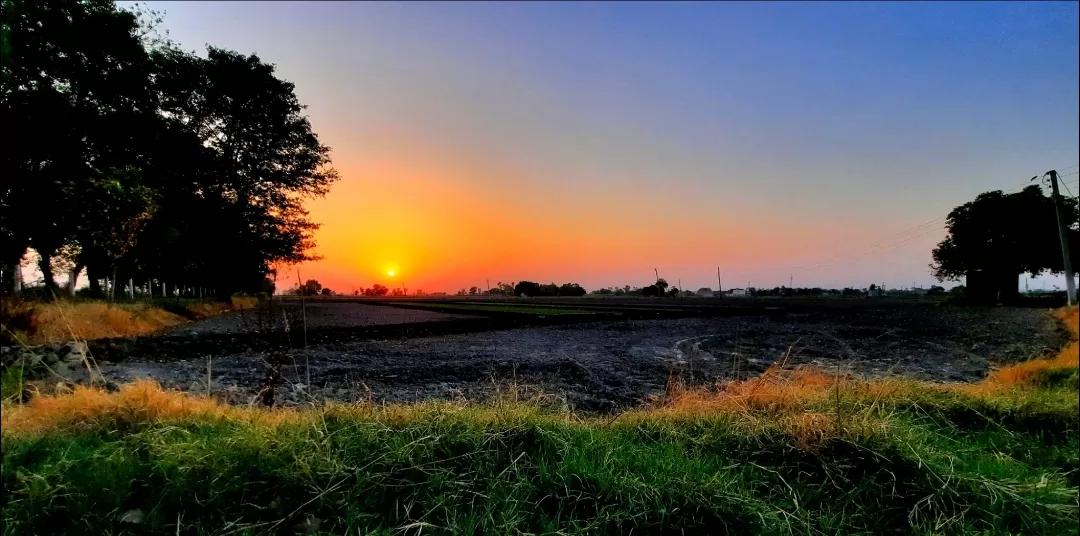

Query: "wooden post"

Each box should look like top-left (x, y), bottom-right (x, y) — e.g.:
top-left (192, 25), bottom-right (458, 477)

top-left (1047, 170), bottom-right (1077, 305)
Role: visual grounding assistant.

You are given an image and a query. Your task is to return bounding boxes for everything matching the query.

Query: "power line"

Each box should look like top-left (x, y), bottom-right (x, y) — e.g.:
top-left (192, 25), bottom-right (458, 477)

top-left (798, 223), bottom-right (948, 272)
top-left (791, 168), bottom-right (1077, 275)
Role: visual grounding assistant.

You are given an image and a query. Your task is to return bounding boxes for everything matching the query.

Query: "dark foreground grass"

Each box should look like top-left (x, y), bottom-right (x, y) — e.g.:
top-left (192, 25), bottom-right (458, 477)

top-left (2, 378), bottom-right (1077, 535)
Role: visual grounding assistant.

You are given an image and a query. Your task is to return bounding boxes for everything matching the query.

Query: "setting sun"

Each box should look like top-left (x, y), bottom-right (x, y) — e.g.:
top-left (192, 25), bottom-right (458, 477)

top-left (387, 270), bottom-right (395, 277)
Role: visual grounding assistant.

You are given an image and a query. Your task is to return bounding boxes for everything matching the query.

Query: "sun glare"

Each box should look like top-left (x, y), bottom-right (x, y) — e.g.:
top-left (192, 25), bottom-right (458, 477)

top-left (387, 270), bottom-right (395, 277)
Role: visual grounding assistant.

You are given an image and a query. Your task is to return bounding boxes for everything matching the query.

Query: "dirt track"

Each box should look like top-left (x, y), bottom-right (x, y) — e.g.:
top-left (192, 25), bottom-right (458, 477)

top-left (93, 300), bottom-right (1071, 412)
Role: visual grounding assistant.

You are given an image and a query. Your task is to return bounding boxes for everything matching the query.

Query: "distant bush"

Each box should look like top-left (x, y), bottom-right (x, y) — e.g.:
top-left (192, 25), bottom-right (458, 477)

top-left (513, 281), bottom-right (587, 297)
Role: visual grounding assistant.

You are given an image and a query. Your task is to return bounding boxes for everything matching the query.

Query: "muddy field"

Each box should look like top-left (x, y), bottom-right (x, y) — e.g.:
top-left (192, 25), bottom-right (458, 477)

top-left (87, 299), bottom-right (1071, 412)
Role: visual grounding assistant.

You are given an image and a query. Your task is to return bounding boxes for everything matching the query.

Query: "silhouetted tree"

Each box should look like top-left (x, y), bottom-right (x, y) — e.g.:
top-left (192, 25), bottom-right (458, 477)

top-left (1, 0), bottom-right (156, 295)
top-left (299, 279), bottom-right (322, 296)
top-left (364, 284), bottom-right (388, 297)
top-left (558, 283), bottom-right (587, 297)
top-left (514, 281), bottom-right (539, 297)
top-left (655, 278), bottom-right (669, 294)
top-left (1, 0), bottom-right (338, 296)
top-left (931, 185), bottom-right (1078, 303)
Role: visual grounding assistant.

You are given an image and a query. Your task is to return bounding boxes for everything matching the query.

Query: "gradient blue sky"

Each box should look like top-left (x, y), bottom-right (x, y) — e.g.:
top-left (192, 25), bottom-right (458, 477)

top-left (34, 1), bottom-right (1079, 292)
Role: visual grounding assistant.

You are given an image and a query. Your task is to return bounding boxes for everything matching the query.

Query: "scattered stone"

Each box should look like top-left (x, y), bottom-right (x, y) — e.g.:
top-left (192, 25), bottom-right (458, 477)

top-left (118, 509), bottom-right (145, 524)
top-left (293, 514), bottom-right (321, 533)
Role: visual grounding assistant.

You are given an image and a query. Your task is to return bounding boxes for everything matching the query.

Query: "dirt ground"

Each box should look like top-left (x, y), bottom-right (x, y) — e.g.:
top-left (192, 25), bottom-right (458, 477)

top-left (92, 301), bottom-right (1071, 412)
top-left (162, 302), bottom-right (477, 335)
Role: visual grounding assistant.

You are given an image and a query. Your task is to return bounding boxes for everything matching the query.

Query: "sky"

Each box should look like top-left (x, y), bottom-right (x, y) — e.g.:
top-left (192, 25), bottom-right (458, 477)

top-left (27, 1), bottom-right (1080, 293)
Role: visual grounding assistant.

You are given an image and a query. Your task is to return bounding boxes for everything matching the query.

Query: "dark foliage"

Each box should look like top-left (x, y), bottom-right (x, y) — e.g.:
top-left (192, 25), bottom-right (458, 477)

top-left (0, 0), bottom-right (338, 296)
top-left (931, 185), bottom-right (1077, 302)
top-left (513, 281), bottom-right (588, 297)
top-left (932, 186), bottom-right (1078, 280)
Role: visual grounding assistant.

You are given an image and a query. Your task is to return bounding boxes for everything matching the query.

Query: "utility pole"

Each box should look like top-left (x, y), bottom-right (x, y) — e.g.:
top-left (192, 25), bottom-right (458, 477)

top-left (789, 274), bottom-right (793, 289)
top-left (1046, 170), bottom-right (1077, 305)
top-left (654, 268), bottom-right (659, 285)
top-left (717, 267), bottom-right (723, 297)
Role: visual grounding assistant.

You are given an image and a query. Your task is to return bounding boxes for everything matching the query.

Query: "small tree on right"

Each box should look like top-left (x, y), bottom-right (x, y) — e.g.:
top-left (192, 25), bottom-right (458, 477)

top-left (930, 185), bottom-right (1078, 304)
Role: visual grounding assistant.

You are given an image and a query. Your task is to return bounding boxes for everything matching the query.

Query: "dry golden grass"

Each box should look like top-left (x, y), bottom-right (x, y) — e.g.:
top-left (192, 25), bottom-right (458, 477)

top-left (638, 306), bottom-right (1079, 446)
top-left (2, 301), bottom-right (186, 345)
top-left (0, 379), bottom-right (303, 436)
top-left (1, 297), bottom-right (257, 345)
top-left (969, 306), bottom-right (1078, 390)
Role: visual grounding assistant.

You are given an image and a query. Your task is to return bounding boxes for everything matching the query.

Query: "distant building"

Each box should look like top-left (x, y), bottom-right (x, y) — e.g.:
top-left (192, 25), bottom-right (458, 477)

top-left (911, 287), bottom-right (928, 296)
top-left (727, 288), bottom-right (748, 297)
top-left (696, 287), bottom-right (714, 297)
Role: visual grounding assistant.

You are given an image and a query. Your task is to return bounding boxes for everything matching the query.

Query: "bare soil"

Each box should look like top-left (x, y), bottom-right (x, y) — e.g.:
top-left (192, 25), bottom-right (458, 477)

top-left (163, 302), bottom-right (477, 335)
top-left (89, 300), bottom-right (1070, 412)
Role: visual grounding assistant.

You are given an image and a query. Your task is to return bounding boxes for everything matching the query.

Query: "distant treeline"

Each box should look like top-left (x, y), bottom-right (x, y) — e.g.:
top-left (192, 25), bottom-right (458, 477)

top-left (590, 284), bottom-right (954, 297)
top-left (283, 279), bottom-right (959, 299)
top-left (1, 0), bottom-right (337, 298)
top-left (512, 282), bottom-right (587, 297)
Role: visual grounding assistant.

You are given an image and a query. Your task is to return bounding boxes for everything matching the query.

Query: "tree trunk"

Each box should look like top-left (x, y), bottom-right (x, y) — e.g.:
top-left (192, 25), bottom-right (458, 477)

top-left (998, 272), bottom-right (1022, 305)
top-left (87, 265), bottom-right (103, 298)
top-left (70, 262), bottom-right (85, 297)
top-left (1, 246), bottom-right (27, 295)
top-left (111, 266), bottom-right (119, 300)
top-left (37, 251), bottom-right (60, 297)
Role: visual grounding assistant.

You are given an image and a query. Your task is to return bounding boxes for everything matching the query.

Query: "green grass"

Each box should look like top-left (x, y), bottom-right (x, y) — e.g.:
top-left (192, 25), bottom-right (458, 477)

top-left (2, 380), bottom-right (1077, 535)
top-left (390, 302), bottom-right (601, 315)
top-left (0, 364), bottom-right (24, 402)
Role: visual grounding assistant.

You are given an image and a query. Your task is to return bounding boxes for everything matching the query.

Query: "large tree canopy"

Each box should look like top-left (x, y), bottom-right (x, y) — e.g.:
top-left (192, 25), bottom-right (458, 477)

top-left (931, 185), bottom-right (1078, 297)
top-left (0, 0), bottom-right (338, 296)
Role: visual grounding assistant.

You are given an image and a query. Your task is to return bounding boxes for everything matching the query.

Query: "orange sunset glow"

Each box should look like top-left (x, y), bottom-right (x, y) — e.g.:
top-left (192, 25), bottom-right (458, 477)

top-left (281, 147), bottom-right (889, 294)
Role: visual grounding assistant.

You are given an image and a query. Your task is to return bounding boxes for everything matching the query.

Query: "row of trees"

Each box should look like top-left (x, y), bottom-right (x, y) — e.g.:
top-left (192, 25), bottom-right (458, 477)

top-left (1, 0), bottom-right (337, 298)
top-left (287, 280), bottom-right (410, 297)
top-left (449, 282), bottom-right (586, 297)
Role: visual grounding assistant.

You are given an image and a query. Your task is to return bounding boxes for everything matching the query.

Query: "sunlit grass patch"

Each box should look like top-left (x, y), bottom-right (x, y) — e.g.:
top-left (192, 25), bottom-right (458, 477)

top-left (0, 297), bottom-right (257, 345)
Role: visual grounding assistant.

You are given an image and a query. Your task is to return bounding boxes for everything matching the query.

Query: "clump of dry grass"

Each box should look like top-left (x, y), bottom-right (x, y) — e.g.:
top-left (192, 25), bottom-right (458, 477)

top-left (1, 297), bottom-right (257, 345)
top-left (1, 379), bottom-right (302, 436)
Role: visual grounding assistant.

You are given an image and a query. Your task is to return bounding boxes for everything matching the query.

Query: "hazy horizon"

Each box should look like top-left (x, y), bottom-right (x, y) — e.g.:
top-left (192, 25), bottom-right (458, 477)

top-left (22, 1), bottom-right (1080, 294)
